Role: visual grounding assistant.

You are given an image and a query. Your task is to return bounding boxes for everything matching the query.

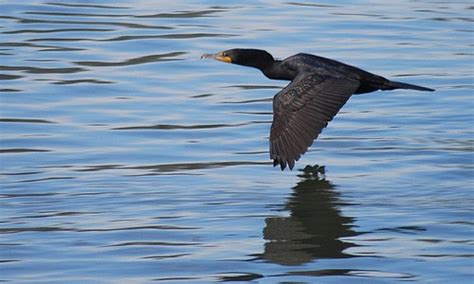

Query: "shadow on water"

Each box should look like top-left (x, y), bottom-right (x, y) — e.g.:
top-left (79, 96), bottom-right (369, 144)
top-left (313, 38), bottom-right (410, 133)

top-left (258, 165), bottom-right (359, 266)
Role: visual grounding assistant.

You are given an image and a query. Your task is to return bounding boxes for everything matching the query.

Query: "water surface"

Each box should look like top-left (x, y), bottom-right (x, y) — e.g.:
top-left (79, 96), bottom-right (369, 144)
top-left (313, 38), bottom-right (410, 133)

top-left (1, 0), bottom-right (473, 283)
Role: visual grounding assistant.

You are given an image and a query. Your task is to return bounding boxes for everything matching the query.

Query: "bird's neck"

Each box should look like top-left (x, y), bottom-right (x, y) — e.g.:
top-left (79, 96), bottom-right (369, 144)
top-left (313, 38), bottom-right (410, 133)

top-left (260, 60), bottom-right (295, 81)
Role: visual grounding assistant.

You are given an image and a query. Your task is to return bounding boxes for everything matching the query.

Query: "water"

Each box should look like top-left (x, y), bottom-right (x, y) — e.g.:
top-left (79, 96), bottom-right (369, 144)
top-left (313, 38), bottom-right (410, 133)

top-left (1, 0), bottom-right (473, 283)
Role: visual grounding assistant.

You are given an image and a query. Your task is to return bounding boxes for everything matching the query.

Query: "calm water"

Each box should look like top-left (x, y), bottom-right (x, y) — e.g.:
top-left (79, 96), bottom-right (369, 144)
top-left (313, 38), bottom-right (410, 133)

top-left (1, 1), bottom-right (473, 283)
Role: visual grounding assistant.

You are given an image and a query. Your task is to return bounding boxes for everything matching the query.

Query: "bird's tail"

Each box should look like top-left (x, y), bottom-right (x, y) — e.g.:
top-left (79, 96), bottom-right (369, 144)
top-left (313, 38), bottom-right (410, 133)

top-left (385, 80), bottom-right (435, 92)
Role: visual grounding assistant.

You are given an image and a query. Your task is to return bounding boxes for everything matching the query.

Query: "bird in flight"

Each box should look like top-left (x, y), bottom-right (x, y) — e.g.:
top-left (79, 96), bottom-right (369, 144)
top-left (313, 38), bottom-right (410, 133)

top-left (202, 49), bottom-right (434, 170)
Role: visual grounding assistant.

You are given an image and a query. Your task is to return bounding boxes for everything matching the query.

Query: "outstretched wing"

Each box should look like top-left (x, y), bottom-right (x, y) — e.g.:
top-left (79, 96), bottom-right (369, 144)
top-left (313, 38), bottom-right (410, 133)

top-left (270, 73), bottom-right (360, 170)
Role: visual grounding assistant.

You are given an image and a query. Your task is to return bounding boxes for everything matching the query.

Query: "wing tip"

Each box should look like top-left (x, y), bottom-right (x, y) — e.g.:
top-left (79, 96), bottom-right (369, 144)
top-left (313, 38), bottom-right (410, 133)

top-left (272, 158), bottom-right (295, 171)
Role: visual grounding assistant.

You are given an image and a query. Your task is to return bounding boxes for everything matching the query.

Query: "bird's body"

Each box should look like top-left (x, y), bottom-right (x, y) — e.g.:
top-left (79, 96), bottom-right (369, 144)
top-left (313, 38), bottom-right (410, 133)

top-left (202, 49), bottom-right (434, 170)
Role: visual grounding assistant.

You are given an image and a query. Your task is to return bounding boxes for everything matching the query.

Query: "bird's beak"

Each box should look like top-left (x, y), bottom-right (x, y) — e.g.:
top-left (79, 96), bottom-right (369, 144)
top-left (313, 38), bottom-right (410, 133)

top-left (201, 52), bottom-right (232, 63)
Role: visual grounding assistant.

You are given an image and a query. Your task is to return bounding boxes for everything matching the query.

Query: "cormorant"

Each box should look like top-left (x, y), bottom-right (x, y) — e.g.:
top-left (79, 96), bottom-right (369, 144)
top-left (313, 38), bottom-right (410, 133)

top-left (201, 48), bottom-right (434, 170)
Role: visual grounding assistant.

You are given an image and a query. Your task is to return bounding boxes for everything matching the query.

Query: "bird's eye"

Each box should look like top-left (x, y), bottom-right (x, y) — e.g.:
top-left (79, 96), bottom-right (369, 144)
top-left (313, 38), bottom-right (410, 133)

top-left (221, 52), bottom-right (227, 56)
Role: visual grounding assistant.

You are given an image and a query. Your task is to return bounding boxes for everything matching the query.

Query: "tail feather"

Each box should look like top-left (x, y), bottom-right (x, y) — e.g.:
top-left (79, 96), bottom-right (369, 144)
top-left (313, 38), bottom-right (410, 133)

top-left (385, 80), bottom-right (434, 92)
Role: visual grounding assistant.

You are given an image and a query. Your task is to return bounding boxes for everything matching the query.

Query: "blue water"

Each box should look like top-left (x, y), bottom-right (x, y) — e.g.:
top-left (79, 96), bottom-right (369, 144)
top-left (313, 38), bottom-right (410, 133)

top-left (1, 1), bottom-right (473, 283)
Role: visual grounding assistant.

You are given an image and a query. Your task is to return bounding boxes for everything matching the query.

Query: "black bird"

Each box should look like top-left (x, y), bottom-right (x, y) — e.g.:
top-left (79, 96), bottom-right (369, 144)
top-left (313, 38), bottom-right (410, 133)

top-left (201, 48), bottom-right (434, 170)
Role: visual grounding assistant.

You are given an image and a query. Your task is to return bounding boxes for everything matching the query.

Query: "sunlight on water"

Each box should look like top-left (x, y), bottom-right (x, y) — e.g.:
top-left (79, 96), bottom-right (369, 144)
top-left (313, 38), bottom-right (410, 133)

top-left (1, 0), bottom-right (473, 283)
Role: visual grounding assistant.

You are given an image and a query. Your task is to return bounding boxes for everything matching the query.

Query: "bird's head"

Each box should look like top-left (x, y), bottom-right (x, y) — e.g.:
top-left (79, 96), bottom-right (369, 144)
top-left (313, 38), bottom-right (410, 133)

top-left (201, 48), bottom-right (275, 70)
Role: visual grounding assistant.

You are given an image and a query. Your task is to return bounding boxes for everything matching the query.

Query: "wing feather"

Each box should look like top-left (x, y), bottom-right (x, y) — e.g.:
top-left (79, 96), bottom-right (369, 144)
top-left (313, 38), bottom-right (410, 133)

top-left (270, 73), bottom-right (359, 170)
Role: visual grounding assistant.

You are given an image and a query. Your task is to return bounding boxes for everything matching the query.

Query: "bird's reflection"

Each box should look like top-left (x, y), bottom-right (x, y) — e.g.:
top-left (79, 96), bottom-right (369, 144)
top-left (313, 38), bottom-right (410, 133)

top-left (261, 165), bottom-right (358, 265)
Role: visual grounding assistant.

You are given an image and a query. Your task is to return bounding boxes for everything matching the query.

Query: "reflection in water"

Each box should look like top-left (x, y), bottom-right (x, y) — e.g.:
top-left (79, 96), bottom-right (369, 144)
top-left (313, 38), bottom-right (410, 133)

top-left (261, 165), bottom-right (358, 265)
